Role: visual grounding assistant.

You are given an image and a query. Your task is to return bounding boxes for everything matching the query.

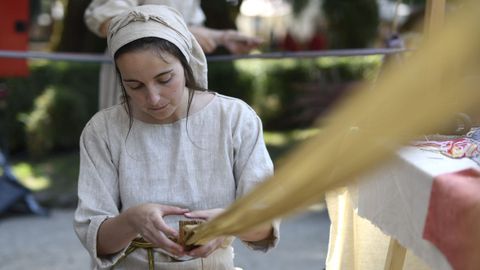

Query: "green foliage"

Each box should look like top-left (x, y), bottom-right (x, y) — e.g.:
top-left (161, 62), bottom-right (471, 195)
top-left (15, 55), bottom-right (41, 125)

top-left (236, 56), bottom-right (382, 130)
top-left (23, 85), bottom-right (88, 157)
top-left (404, 0), bottom-right (425, 5)
top-left (207, 61), bottom-right (255, 104)
top-left (323, 0), bottom-right (380, 48)
top-left (260, 60), bottom-right (313, 122)
top-left (3, 62), bottom-right (99, 154)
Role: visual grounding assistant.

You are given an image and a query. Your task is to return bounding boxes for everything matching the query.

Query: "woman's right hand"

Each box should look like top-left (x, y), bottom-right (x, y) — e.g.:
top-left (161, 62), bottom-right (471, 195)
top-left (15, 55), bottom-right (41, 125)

top-left (125, 203), bottom-right (189, 256)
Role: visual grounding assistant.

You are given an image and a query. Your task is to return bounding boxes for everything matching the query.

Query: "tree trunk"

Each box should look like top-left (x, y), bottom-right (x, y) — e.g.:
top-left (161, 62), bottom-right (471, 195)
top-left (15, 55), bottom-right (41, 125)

top-left (200, 0), bottom-right (241, 30)
top-left (52, 0), bottom-right (106, 53)
top-left (323, 0), bottom-right (379, 49)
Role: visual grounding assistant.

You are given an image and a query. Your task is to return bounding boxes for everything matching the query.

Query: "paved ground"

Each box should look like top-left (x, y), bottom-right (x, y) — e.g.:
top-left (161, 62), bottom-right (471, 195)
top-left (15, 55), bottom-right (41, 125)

top-left (0, 207), bottom-right (330, 270)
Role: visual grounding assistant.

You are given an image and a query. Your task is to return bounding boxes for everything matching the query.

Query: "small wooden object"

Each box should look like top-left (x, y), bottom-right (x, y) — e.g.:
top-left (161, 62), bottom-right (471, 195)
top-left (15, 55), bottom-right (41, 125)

top-left (178, 220), bottom-right (204, 251)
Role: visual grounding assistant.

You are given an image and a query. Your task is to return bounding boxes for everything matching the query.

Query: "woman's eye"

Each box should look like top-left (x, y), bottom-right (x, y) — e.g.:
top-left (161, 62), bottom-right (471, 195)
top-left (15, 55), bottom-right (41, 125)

top-left (127, 84), bottom-right (143, 90)
top-left (158, 74), bottom-right (173, 84)
top-left (158, 79), bottom-right (171, 84)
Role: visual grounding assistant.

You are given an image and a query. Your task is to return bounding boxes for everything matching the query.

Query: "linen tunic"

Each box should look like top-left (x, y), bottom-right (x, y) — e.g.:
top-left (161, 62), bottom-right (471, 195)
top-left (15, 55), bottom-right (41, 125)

top-left (84, 0), bottom-right (206, 110)
top-left (74, 93), bottom-right (278, 269)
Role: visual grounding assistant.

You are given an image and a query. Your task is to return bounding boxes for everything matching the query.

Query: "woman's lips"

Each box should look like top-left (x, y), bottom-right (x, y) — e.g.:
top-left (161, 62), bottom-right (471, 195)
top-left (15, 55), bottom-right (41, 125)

top-left (149, 104), bottom-right (168, 111)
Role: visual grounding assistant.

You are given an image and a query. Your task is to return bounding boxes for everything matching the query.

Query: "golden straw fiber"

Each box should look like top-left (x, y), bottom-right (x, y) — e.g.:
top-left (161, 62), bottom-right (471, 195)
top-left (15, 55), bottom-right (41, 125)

top-left (186, 1), bottom-right (480, 245)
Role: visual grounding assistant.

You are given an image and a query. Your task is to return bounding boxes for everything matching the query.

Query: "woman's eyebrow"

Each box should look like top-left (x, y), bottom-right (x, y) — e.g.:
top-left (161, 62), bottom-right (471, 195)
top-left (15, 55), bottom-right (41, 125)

top-left (154, 69), bottom-right (173, 78)
top-left (123, 69), bottom-right (173, 82)
top-left (123, 78), bottom-right (141, 83)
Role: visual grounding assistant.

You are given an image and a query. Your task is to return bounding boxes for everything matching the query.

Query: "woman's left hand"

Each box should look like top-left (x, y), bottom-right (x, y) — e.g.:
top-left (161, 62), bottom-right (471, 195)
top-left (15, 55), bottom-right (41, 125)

top-left (183, 208), bottom-right (228, 258)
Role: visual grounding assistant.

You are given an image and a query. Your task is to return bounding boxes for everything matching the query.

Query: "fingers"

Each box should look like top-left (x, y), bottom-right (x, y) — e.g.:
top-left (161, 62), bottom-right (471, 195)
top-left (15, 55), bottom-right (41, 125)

top-left (184, 208), bottom-right (224, 220)
top-left (195, 34), bottom-right (216, 53)
top-left (142, 230), bottom-right (185, 257)
top-left (184, 210), bottom-right (208, 220)
top-left (228, 32), bottom-right (263, 45)
top-left (197, 36), bottom-right (217, 53)
top-left (189, 26), bottom-right (219, 53)
top-left (221, 30), bottom-right (263, 54)
top-left (186, 237), bottom-right (225, 258)
top-left (151, 213), bottom-right (178, 239)
top-left (152, 205), bottom-right (189, 238)
top-left (160, 205), bottom-right (190, 216)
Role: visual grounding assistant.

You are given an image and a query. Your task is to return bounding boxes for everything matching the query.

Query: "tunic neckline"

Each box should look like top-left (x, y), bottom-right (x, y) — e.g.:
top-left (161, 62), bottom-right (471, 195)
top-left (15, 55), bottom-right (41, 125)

top-left (131, 91), bottom-right (217, 127)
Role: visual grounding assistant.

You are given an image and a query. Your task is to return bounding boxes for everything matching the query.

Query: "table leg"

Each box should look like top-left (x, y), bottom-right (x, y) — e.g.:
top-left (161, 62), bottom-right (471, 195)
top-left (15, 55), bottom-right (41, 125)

top-left (384, 237), bottom-right (406, 270)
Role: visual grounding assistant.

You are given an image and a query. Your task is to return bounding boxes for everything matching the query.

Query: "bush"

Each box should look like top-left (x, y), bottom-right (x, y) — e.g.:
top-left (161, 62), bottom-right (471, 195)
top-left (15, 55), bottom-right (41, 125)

top-left (207, 61), bottom-right (255, 103)
top-left (3, 62), bottom-right (99, 154)
top-left (236, 56), bottom-right (382, 130)
top-left (22, 85), bottom-right (88, 157)
top-left (323, 0), bottom-right (379, 49)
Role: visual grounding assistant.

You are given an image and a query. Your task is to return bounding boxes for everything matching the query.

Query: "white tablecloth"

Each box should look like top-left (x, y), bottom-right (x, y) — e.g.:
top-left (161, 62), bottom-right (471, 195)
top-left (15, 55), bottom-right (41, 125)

top-left (357, 146), bottom-right (478, 270)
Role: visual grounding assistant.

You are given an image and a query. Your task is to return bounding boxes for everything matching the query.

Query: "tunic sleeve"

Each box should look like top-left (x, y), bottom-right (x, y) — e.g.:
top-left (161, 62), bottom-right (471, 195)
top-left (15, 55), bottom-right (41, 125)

top-left (85, 0), bottom-right (205, 37)
top-left (148, 0), bottom-right (205, 26)
top-left (232, 106), bottom-right (280, 252)
top-left (180, 0), bottom-right (205, 26)
top-left (73, 118), bottom-right (126, 268)
top-left (84, 0), bottom-right (137, 37)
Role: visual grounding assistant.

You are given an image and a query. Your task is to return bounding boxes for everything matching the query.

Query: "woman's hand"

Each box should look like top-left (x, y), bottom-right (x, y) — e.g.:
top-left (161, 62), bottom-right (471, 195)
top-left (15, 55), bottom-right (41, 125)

top-left (125, 203), bottom-right (189, 256)
top-left (183, 208), bottom-right (228, 258)
top-left (184, 208), bottom-right (224, 220)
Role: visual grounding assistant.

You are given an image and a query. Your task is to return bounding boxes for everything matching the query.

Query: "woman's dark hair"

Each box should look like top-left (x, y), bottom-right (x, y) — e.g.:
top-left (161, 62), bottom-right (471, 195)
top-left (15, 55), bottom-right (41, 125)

top-left (113, 37), bottom-right (207, 131)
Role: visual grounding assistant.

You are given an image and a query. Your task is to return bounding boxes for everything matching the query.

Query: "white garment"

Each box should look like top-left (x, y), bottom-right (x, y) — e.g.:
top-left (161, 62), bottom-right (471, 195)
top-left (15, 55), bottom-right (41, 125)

top-left (85, 0), bottom-right (205, 37)
top-left (74, 93), bottom-right (279, 269)
top-left (84, 0), bottom-right (206, 110)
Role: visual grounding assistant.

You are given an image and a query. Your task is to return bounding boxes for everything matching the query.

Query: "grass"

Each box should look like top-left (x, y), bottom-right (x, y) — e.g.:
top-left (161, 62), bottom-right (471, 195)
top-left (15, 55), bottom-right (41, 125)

top-left (10, 151), bottom-right (79, 207)
top-left (8, 129), bottom-right (319, 208)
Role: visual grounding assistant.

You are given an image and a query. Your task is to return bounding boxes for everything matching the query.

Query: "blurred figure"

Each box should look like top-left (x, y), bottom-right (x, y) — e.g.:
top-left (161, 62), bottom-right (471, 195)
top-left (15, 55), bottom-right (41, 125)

top-left (85, 0), bottom-right (263, 110)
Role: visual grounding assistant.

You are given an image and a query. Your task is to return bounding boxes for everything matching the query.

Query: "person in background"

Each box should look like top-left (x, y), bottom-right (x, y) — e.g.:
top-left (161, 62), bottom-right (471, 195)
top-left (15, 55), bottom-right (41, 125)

top-left (85, 0), bottom-right (262, 110)
top-left (74, 5), bottom-right (278, 269)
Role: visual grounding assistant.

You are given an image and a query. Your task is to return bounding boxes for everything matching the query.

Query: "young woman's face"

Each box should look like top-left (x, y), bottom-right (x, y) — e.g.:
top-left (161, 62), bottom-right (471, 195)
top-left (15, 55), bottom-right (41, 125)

top-left (116, 49), bottom-right (187, 124)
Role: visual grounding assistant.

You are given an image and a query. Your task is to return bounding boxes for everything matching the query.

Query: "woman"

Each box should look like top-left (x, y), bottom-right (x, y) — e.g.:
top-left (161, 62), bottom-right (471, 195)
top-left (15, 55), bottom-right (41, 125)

top-left (74, 5), bottom-right (278, 270)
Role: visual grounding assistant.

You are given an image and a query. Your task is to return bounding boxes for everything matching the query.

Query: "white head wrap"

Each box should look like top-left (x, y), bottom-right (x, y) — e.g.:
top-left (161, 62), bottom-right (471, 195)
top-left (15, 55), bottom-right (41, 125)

top-left (107, 5), bottom-right (208, 88)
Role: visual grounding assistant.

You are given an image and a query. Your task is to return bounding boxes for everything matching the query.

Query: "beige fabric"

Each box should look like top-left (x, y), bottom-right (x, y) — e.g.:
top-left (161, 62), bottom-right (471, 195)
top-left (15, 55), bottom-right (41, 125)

top-left (185, 1), bottom-right (480, 246)
top-left (115, 247), bottom-right (235, 270)
top-left (98, 62), bottom-right (121, 110)
top-left (107, 5), bottom-right (207, 89)
top-left (84, 0), bottom-right (206, 110)
top-left (325, 187), bottom-right (431, 270)
top-left (74, 94), bottom-right (279, 269)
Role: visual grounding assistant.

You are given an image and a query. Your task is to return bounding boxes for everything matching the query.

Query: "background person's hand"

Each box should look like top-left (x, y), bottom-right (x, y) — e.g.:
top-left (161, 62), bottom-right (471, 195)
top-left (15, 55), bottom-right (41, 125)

top-left (220, 30), bottom-right (263, 54)
top-left (189, 26), bottom-right (263, 55)
top-left (125, 203), bottom-right (189, 256)
top-left (189, 26), bottom-right (219, 53)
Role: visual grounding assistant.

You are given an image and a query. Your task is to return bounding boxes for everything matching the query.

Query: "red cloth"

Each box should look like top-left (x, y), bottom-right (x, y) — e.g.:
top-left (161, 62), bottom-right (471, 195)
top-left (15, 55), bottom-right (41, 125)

top-left (423, 168), bottom-right (480, 270)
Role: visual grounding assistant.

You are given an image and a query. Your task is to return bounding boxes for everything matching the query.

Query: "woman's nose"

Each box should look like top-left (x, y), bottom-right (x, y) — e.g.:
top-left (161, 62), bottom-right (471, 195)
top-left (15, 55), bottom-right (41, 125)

top-left (146, 87), bottom-right (161, 104)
